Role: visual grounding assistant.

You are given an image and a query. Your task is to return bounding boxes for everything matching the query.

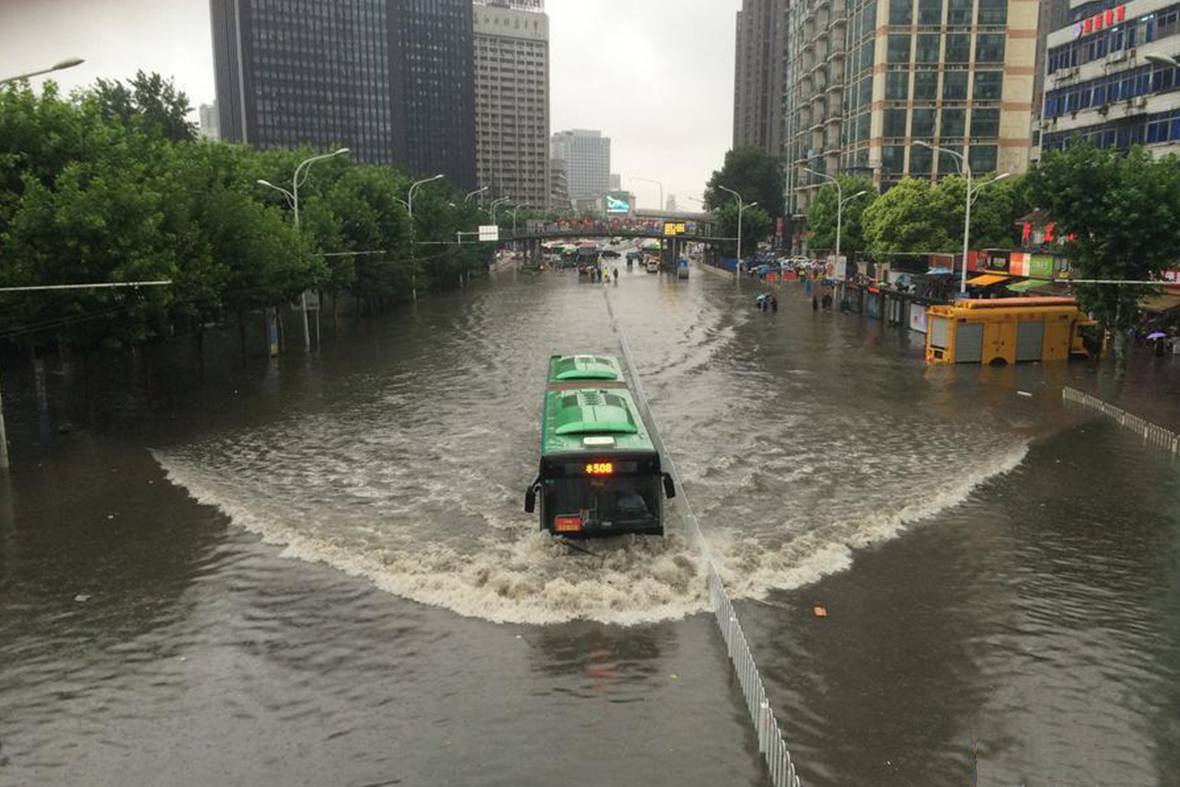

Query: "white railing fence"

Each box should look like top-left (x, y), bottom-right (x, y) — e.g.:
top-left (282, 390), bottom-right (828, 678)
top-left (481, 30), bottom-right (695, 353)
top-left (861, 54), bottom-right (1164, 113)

top-left (1062, 387), bottom-right (1180, 454)
top-left (605, 292), bottom-right (804, 787)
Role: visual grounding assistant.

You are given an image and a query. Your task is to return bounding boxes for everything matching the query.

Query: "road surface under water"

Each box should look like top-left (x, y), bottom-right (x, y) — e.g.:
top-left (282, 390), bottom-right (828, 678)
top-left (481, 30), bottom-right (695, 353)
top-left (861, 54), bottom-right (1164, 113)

top-left (1, 258), bottom-right (1178, 786)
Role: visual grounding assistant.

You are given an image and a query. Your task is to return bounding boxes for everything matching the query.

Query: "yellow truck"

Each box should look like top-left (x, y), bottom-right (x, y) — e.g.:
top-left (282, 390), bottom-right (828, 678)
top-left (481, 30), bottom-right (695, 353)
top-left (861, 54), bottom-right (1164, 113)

top-left (925, 297), bottom-right (1094, 365)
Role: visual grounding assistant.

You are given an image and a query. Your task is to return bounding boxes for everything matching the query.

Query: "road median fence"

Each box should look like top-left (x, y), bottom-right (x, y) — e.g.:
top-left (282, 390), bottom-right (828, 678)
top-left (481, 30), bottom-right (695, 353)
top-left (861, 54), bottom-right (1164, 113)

top-left (1062, 386), bottom-right (1180, 454)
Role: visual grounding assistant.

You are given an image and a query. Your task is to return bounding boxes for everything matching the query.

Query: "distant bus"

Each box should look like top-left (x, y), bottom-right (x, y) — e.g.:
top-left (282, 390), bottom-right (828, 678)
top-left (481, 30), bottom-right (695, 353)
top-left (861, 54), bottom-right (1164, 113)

top-left (525, 355), bottom-right (675, 537)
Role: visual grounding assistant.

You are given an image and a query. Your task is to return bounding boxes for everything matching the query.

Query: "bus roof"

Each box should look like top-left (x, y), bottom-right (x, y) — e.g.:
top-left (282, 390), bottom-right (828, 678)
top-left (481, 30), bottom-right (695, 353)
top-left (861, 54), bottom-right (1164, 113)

top-left (547, 354), bottom-right (625, 383)
top-left (541, 388), bottom-right (655, 455)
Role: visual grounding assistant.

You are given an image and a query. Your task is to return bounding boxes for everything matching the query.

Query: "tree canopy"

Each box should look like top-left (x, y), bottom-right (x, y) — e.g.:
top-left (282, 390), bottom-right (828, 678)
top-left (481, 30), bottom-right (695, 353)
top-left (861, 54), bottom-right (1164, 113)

top-left (1028, 144), bottom-right (1180, 340)
top-left (704, 147), bottom-right (785, 220)
top-left (0, 74), bottom-right (495, 353)
top-left (805, 175), bottom-right (875, 254)
top-left (861, 173), bottom-right (1026, 260)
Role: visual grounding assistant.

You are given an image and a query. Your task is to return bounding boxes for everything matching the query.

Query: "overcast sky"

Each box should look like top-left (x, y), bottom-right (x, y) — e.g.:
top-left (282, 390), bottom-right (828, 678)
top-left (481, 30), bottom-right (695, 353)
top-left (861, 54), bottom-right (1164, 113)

top-left (1, 0), bottom-right (735, 209)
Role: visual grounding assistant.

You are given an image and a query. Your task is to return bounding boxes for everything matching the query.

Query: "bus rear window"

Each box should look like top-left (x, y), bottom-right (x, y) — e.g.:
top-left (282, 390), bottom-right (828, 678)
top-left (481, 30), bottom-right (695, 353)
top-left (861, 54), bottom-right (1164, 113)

top-left (543, 475), bottom-right (660, 531)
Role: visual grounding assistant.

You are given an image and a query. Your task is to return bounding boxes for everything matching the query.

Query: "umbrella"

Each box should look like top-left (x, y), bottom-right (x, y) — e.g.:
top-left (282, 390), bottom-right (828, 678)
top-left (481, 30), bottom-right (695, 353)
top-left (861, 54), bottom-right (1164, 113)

top-left (1146, 331), bottom-right (1168, 340)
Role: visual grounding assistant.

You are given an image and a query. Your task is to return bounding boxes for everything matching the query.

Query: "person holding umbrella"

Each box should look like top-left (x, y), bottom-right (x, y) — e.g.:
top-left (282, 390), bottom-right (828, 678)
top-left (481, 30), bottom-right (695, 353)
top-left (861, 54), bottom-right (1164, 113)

top-left (1146, 330), bottom-right (1169, 357)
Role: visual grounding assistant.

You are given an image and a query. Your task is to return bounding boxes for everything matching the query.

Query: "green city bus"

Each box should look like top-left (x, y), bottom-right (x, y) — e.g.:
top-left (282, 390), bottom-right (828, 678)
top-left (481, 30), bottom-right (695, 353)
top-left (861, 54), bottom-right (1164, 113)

top-left (524, 354), bottom-right (675, 537)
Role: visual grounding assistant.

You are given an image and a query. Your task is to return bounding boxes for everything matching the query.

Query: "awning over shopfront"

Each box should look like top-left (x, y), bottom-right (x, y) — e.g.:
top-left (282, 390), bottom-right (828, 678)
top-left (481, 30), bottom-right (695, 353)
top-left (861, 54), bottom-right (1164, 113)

top-left (966, 273), bottom-right (1009, 286)
top-left (1139, 292), bottom-right (1180, 314)
top-left (1006, 279), bottom-right (1044, 293)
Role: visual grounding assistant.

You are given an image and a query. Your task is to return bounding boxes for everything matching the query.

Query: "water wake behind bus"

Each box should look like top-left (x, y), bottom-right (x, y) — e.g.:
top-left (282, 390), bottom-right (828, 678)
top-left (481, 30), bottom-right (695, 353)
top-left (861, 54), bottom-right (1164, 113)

top-left (151, 271), bottom-right (1036, 626)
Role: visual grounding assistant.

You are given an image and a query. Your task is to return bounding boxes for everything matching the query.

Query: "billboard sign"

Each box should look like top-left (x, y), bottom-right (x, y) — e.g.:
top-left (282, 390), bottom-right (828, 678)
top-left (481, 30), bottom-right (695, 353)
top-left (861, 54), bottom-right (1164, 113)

top-left (478, 225), bottom-right (500, 242)
top-left (605, 192), bottom-right (631, 214)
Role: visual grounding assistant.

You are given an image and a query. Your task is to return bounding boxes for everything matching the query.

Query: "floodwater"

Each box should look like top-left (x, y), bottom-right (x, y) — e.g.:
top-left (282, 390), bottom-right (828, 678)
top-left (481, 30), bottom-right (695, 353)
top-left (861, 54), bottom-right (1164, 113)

top-left (1, 258), bottom-right (1178, 786)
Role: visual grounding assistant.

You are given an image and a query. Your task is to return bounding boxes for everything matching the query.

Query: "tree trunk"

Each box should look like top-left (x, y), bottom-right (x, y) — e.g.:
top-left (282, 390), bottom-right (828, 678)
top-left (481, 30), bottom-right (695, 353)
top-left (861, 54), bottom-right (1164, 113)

top-left (238, 310), bottom-right (247, 364)
top-left (194, 323), bottom-right (205, 376)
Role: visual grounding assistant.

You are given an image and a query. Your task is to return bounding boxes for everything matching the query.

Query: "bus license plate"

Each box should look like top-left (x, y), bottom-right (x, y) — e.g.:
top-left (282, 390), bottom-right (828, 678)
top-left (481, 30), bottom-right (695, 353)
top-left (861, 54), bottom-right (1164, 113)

top-left (554, 515), bottom-right (582, 533)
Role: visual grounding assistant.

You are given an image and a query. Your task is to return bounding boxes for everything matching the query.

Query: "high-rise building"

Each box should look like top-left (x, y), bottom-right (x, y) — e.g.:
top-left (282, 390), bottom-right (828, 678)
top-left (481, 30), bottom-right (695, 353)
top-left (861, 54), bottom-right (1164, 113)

top-left (784, 0), bottom-right (1041, 247)
top-left (666, 194), bottom-right (678, 211)
top-left (733, 0), bottom-right (790, 155)
top-left (1038, 1), bottom-right (1176, 158)
top-left (473, 0), bottom-right (550, 208)
top-left (209, 0), bottom-right (476, 187)
top-left (198, 102), bottom-right (220, 140)
top-left (549, 157), bottom-right (570, 212)
top-left (550, 129), bottom-right (610, 200)
top-left (609, 173), bottom-right (621, 190)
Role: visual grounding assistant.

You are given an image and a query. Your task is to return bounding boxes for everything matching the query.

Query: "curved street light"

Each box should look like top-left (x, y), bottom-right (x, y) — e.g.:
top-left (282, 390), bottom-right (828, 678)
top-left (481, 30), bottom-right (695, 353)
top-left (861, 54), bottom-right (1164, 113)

top-left (465, 185), bottom-right (489, 204)
top-left (0, 57), bottom-right (85, 87)
top-left (511, 202), bottom-right (531, 236)
top-left (718, 184), bottom-right (755, 277)
top-left (803, 167), bottom-right (871, 276)
top-left (630, 176), bottom-right (665, 212)
top-left (256, 147), bottom-right (350, 348)
top-left (490, 196), bottom-right (511, 225)
top-left (408, 173), bottom-right (444, 220)
top-left (914, 141), bottom-right (1009, 294)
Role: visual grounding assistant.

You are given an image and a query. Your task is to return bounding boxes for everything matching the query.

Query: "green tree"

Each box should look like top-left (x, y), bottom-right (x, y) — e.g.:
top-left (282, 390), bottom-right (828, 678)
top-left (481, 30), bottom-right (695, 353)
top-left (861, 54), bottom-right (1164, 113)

top-left (1030, 144), bottom-right (1180, 356)
top-left (806, 175), bottom-right (875, 254)
top-left (862, 177), bottom-right (953, 257)
top-left (704, 147), bottom-right (785, 219)
top-left (930, 173), bottom-right (1026, 252)
top-left (715, 202), bottom-right (772, 259)
top-left (89, 71), bottom-right (196, 143)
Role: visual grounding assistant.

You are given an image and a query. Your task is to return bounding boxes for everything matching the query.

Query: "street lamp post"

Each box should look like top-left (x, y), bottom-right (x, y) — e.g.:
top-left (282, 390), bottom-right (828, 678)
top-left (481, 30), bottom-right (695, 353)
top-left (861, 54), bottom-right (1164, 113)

top-left (630, 176), bottom-right (665, 212)
top-left (718, 185), bottom-right (755, 278)
top-left (465, 185), bottom-right (489, 205)
top-left (408, 174), bottom-right (444, 221)
top-left (490, 196), bottom-right (511, 226)
top-left (511, 202), bottom-right (530, 236)
top-left (0, 57), bottom-right (84, 86)
top-left (406, 174), bottom-right (444, 302)
top-left (914, 141), bottom-right (1008, 294)
top-left (803, 167), bottom-right (867, 278)
top-left (257, 146), bottom-right (350, 350)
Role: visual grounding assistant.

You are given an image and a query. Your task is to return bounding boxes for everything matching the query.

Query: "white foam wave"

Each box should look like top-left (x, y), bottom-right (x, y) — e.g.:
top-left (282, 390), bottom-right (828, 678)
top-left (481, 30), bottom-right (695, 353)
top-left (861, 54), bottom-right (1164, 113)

top-left (154, 437), bottom-right (1029, 625)
top-left (155, 451), bottom-right (709, 626)
top-left (706, 440), bottom-right (1030, 601)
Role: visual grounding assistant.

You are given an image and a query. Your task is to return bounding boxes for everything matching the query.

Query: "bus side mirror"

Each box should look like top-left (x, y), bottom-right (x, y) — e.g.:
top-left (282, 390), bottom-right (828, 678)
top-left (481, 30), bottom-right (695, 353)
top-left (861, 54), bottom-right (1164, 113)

top-left (524, 487), bottom-right (536, 513)
top-left (662, 473), bottom-right (676, 499)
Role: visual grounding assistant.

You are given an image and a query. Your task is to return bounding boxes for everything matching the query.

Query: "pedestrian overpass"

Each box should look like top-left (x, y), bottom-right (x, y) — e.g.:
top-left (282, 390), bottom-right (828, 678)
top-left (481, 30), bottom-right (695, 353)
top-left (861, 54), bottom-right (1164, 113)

top-left (501, 211), bottom-right (729, 266)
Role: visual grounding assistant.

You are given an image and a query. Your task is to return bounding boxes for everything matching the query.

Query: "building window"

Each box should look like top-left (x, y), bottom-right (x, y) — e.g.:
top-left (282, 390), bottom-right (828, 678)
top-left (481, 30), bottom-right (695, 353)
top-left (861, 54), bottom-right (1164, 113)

top-left (918, 0), bottom-right (942, 24)
top-left (882, 145), bottom-right (905, 173)
top-left (969, 145), bottom-right (998, 172)
top-left (943, 70), bottom-right (968, 99)
top-left (976, 34), bottom-right (1005, 63)
top-left (886, 70), bottom-right (910, 99)
top-left (916, 34), bottom-right (941, 62)
top-left (945, 33), bottom-right (970, 62)
top-left (884, 108), bottom-right (908, 137)
top-left (974, 71), bottom-right (1003, 100)
top-left (913, 108), bottom-right (936, 136)
top-left (941, 108), bottom-right (965, 136)
top-left (914, 70), bottom-right (938, 99)
top-left (972, 108), bottom-right (1000, 136)
top-left (948, 0), bottom-right (972, 24)
top-left (910, 145), bottom-right (933, 174)
top-left (889, 0), bottom-right (913, 25)
top-left (977, 0), bottom-right (1007, 25)
top-left (888, 33), bottom-right (912, 63)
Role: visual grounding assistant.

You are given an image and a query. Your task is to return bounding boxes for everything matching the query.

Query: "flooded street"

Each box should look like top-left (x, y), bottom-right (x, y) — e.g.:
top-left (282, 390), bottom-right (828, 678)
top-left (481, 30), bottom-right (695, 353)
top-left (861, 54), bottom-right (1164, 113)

top-left (2, 260), bottom-right (1179, 786)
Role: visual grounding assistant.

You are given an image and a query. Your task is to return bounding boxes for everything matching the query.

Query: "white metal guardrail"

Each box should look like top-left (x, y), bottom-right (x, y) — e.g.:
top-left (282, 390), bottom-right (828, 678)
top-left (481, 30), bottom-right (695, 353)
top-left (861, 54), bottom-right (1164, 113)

top-left (604, 292), bottom-right (804, 787)
top-left (1063, 386), bottom-right (1180, 454)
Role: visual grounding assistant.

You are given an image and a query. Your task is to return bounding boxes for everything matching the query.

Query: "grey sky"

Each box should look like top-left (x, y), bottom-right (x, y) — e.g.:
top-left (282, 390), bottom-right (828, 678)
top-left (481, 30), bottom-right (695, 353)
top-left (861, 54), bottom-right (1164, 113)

top-left (1, 0), bottom-right (735, 209)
